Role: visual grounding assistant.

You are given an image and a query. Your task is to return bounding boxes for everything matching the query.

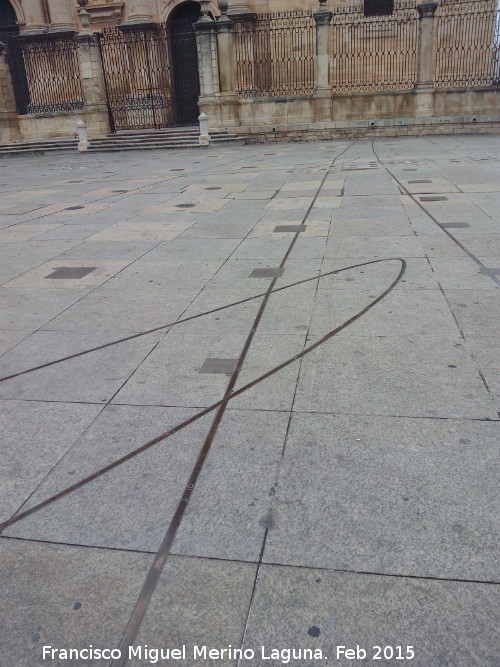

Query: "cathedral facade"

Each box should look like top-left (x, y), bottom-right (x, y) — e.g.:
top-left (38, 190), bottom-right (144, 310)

top-left (0, 0), bottom-right (499, 144)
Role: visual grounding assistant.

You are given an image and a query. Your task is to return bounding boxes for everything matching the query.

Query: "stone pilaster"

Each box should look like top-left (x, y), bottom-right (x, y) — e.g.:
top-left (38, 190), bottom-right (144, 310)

top-left (226, 2), bottom-right (254, 18)
top-left (416, 0), bottom-right (438, 88)
top-left (0, 42), bottom-right (21, 142)
top-left (415, 0), bottom-right (438, 117)
top-left (121, 0), bottom-right (155, 26)
top-left (314, 0), bottom-right (333, 90)
top-left (22, 0), bottom-right (48, 33)
top-left (216, 12), bottom-right (235, 93)
top-left (194, 15), bottom-right (219, 98)
top-left (47, 0), bottom-right (76, 32)
top-left (314, 0), bottom-right (333, 122)
top-left (75, 29), bottom-right (111, 135)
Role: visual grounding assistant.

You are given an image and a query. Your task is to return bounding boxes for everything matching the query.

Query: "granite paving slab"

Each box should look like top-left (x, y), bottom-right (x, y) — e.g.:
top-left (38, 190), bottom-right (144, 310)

top-left (44, 288), bottom-right (189, 334)
top-left (294, 335), bottom-right (497, 419)
top-left (4, 259), bottom-right (131, 290)
top-left (444, 288), bottom-right (500, 338)
top-left (0, 329), bottom-right (33, 356)
top-left (308, 288), bottom-right (461, 339)
top-left (135, 555), bottom-right (257, 667)
top-left (0, 330), bottom-right (163, 403)
top-left (172, 409), bottom-right (289, 561)
top-left (242, 565), bottom-right (500, 666)
top-left (263, 413), bottom-right (499, 580)
top-left (0, 539), bottom-right (151, 667)
top-left (0, 400), bottom-right (102, 523)
top-left (0, 288), bottom-right (88, 330)
top-left (0, 223), bottom-right (62, 242)
top-left (4, 406), bottom-right (213, 551)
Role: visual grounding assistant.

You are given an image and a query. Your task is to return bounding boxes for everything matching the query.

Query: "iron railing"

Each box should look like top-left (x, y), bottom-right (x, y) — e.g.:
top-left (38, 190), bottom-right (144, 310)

top-left (234, 10), bottom-right (316, 98)
top-left (99, 24), bottom-right (176, 131)
top-left (435, 0), bottom-right (500, 87)
top-left (330, 1), bottom-right (419, 93)
top-left (8, 33), bottom-right (84, 114)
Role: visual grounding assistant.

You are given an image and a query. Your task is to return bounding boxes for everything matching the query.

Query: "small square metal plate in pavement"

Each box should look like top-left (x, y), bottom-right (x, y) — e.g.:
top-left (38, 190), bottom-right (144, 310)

top-left (408, 179), bottom-right (433, 184)
top-left (479, 267), bottom-right (500, 276)
top-left (274, 225), bottom-right (307, 233)
top-left (442, 223), bottom-right (470, 229)
top-left (45, 267), bottom-right (97, 280)
top-left (250, 268), bottom-right (284, 278)
top-left (199, 358), bottom-right (239, 374)
top-left (419, 196), bottom-right (449, 202)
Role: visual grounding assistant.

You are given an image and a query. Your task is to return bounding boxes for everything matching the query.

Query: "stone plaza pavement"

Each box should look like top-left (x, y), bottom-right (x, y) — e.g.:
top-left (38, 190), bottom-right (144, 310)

top-left (0, 136), bottom-right (498, 667)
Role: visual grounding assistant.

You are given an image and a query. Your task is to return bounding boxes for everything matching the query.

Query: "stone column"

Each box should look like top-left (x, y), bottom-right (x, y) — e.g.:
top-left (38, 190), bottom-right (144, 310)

top-left (23, 0), bottom-right (49, 33)
top-left (47, 0), bottom-right (76, 32)
top-left (227, 2), bottom-right (254, 18)
top-left (0, 41), bottom-right (21, 142)
top-left (121, 0), bottom-right (155, 26)
top-left (416, 0), bottom-right (438, 88)
top-left (216, 8), bottom-right (235, 93)
top-left (75, 16), bottom-right (111, 136)
top-left (415, 0), bottom-right (438, 116)
top-left (194, 13), bottom-right (219, 98)
top-left (314, 0), bottom-right (333, 90)
top-left (313, 0), bottom-right (333, 122)
top-left (215, 2), bottom-right (239, 127)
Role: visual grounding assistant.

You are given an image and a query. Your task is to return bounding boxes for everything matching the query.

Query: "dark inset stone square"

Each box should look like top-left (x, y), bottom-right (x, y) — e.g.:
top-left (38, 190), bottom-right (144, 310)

top-left (175, 203), bottom-right (196, 208)
top-left (274, 225), bottom-right (307, 233)
top-left (65, 206), bottom-right (85, 210)
top-left (479, 267), bottom-right (500, 276)
top-left (419, 196), bottom-right (449, 202)
top-left (199, 358), bottom-right (239, 374)
top-left (250, 268), bottom-right (284, 278)
top-left (45, 266), bottom-right (97, 280)
top-left (206, 187), bottom-right (222, 190)
top-left (442, 223), bottom-right (470, 229)
top-left (408, 179), bottom-right (433, 184)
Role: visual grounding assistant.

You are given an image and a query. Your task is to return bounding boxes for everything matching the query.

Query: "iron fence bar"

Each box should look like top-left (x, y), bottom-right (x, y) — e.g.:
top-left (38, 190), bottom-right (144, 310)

top-left (142, 29), bottom-right (157, 129)
top-left (234, 10), bottom-right (316, 99)
top-left (7, 33), bottom-right (84, 114)
top-left (330, 2), bottom-right (419, 93)
top-left (97, 34), bottom-right (116, 134)
top-left (435, 0), bottom-right (499, 88)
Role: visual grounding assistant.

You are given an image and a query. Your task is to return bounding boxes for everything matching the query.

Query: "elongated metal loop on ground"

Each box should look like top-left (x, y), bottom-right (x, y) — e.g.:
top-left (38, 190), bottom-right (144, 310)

top-left (0, 258), bottom-right (406, 533)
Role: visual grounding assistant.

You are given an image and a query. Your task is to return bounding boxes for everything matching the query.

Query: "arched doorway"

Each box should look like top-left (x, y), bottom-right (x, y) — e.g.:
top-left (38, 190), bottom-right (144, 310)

top-left (0, 0), bottom-right (18, 39)
top-left (0, 0), bottom-right (29, 115)
top-left (169, 1), bottom-right (201, 125)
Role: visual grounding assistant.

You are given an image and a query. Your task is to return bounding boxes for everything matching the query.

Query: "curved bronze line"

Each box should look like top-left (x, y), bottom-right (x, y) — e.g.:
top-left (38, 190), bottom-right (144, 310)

top-left (0, 258), bottom-right (406, 534)
top-left (1, 260), bottom-right (396, 384)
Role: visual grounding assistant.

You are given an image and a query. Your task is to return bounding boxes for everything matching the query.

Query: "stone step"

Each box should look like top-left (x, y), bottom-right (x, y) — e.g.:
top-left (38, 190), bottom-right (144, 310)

top-left (87, 138), bottom-right (246, 152)
top-left (89, 137), bottom-right (242, 148)
top-left (0, 140), bottom-right (77, 151)
top-left (0, 130), bottom-right (245, 156)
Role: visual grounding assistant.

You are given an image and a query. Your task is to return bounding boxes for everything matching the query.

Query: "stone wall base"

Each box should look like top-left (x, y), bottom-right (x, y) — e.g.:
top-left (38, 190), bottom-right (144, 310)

top-left (201, 86), bottom-right (500, 142)
top-left (225, 114), bottom-right (500, 143)
top-left (0, 111), bottom-right (21, 143)
top-left (2, 106), bottom-right (110, 143)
